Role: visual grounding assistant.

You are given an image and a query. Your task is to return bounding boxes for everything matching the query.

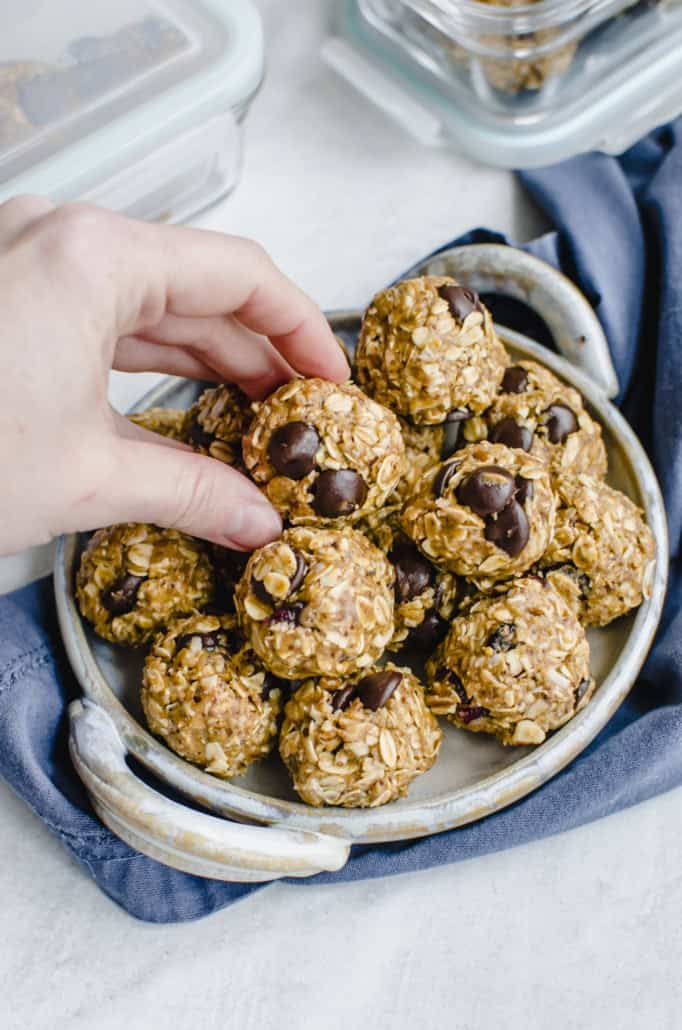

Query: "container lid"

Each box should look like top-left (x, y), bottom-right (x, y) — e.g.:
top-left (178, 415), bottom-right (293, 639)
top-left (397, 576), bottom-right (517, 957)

top-left (0, 0), bottom-right (263, 203)
top-left (326, 0), bottom-right (682, 167)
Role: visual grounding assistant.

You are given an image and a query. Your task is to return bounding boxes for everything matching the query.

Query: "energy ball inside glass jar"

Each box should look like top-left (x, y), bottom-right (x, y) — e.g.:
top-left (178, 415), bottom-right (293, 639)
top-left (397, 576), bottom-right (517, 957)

top-left (129, 406), bottom-right (190, 442)
top-left (426, 577), bottom-right (594, 747)
top-left (142, 612), bottom-right (284, 778)
top-left (187, 383), bottom-right (253, 466)
top-left (539, 472), bottom-right (656, 627)
top-left (76, 523), bottom-right (214, 646)
top-left (486, 360), bottom-right (607, 478)
top-left (354, 275), bottom-right (507, 425)
top-left (235, 526), bottom-right (395, 679)
top-left (400, 441), bottom-right (555, 585)
top-left (242, 378), bottom-right (406, 524)
top-left (279, 665), bottom-right (442, 807)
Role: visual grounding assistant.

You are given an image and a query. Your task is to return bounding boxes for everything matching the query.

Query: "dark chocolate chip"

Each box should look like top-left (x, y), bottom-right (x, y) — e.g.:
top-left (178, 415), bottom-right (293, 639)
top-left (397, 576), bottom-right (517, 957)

top-left (408, 612), bottom-right (448, 650)
top-left (575, 678), bottom-right (591, 705)
top-left (268, 421), bottom-right (320, 479)
top-left (262, 672), bottom-right (287, 700)
top-left (189, 417), bottom-right (213, 450)
top-left (489, 417), bottom-right (533, 452)
top-left (101, 574), bottom-right (145, 615)
top-left (542, 403), bottom-right (578, 444)
top-left (288, 550), bottom-right (307, 595)
top-left (515, 475), bottom-right (534, 505)
top-left (456, 465), bottom-right (516, 516)
top-left (439, 668), bottom-right (469, 704)
top-left (485, 500), bottom-right (530, 557)
top-left (356, 670), bottom-right (403, 710)
top-left (390, 536), bottom-right (435, 602)
top-left (438, 284), bottom-right (482, 321)
top-left (313, 469), bottom-right (367, 518)
top-left (175, 628), bottom-right (241, 654)
top-left (486, 623), bottom-right (516, 652)
top-left (444, 407), bottom-right (470, 424)
top-left (331, 684), bottom-right (357, 712)
top-left (501, 366), bottom-right (529, 394)
top-left (433, 460), bottom-right (459, 497)
top-left (457, 704), bottom-right (488, 724)
top-left (252, 575), bottom-right (274, 606)
top-left (268, 602), bottom-right (305, 626)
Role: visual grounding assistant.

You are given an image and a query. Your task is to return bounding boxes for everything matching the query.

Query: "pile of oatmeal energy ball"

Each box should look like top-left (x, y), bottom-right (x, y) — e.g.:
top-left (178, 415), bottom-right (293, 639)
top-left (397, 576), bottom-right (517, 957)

top-left (77, 275), bottom-right (655, 809)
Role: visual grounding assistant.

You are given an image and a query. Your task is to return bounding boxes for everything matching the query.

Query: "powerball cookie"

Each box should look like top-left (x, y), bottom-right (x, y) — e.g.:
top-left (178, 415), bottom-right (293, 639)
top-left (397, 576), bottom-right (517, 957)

top-left (355, 276), bottom-right (507, 425)
top-left (129, 407), bottom-right (190, 442)
top-left (242, 378), bottom-right (405, 524)
top-left (142, 613), bottom-right (284, 778)
top-left (539, 473), bottom-right (656, 627)
top-left (485, 360), bottom-right (607, 478)
top-left (76, 523), bottom-right (214, 646)
top-left (235, 526), bottom-right (395, 679)
top-left (187, 383), bottom-right (253, 466)
top-left (279, 666), bottom-right (441, 807)
top-left (401, 441), bottom-right (555, 584)
top-left (361, 505), bottom-right (468, 651)
top-left (426, 577), bottom-right (594, 746)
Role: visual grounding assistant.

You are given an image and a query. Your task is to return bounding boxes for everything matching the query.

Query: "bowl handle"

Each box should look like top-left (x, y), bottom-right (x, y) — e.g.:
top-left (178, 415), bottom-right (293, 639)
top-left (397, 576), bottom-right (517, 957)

top-left (69, 699), bottom-right (349, 883)
top-left (404, 243), bottom-right (619, 399)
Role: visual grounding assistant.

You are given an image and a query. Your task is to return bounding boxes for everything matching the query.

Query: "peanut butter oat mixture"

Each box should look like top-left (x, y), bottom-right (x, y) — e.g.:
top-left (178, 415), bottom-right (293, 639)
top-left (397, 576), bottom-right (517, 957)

top-left (129, 406), bottom-right (190, 442)
top-left (76, 523), bottom-right (214, 646)
top-left (243, 377), bottom-right (405, 524)
top-left (187, 383), bottom-right (253, 466)
top-left (279, 665), bottom-right (441, 807)
top-left (142, 612), bottom-right (283, 778)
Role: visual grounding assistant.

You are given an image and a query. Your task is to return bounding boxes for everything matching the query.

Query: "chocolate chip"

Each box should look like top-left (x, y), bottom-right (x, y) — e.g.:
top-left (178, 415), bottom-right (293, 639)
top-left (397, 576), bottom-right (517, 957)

top-left (313, 469), bottom-right (367, 518)
top-left (268, 421), bottom-right (320, 479)
top-left (444, 407), bottom-right (470, 424)
top-left (438, 284), bottom-right (482, 321)
top-left (288, 551), bottom-right (307, 595)
top-left (515, 475), bottom-right (534, 505)
top-left (456, 465), bottom-right (516, 516)
top-left (489, 417), bottom-right (533, 452)
top-left (408, 612), bottom-right (448, 650)
top-left (485, 500), bottom-right (530, 557)
top-left (356, 670), bottom-right (403, 710)
top-left (542, 403), bottom-right (578, 444)
top-left (268, 602), bottom-right (304, 626)
top-left (175, 628), bottom-right (241, 653)
top-left (486, 623), bottom-right (516, 652)
top-left (390, 536), bottom-right (434, 602)
top-left (457, 704), bottom-right (488, 724)
top-left (189, 418), bottom-right (213, 450)
top-left (575, 678), bottom-right (591, 705)
top-left (433, 460), bottom-right (459, 497)
top-left (438, 668), bottom-right (469, 704)
top-left (262, 672), bottom-right (287, 700)
top-left (252, 575), bottom-right (274, 606)
top-left (501, 366), bottom-right (529, 393)
top-left (101, 574), bottom-right (145, 615)
top-left (331, 684), bottom-right (356, 712)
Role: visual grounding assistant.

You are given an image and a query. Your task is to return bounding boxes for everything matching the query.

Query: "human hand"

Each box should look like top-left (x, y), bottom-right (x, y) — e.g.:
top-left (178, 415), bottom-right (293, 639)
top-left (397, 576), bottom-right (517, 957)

top-left (0, 197), bottom-right (349, 557)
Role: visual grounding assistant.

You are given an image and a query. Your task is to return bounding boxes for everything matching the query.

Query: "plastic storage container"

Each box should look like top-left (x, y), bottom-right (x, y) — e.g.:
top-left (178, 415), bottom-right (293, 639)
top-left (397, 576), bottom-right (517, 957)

top-left (0, 0), bottom-right (264, 222)
top-left (324, 0), bottom-right (682, 166)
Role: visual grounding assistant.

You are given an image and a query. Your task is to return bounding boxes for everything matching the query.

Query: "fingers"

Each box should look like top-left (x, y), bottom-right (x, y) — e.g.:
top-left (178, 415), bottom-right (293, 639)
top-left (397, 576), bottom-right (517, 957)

top-left (115, 312), bottom-right (296, 398)
top-left (81, 438), bottom-right (281, 550)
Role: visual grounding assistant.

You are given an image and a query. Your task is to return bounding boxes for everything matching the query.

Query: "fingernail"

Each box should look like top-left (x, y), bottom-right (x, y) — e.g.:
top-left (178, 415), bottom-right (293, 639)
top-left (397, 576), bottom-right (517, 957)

top-left (224, 501), bottom-right (282, 550)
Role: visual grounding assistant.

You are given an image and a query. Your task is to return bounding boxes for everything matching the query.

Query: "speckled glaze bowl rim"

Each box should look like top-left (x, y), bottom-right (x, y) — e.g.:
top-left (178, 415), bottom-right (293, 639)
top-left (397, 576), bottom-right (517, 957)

top-left (55, 313), bottom-right (669, 844)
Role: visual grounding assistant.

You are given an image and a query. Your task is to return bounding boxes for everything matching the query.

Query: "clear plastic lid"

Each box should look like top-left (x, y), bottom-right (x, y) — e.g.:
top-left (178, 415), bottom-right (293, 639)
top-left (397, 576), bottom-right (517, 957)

top-left (325, 0), bottom-right (682, 166)
top-left (0, 0), bottom-right (264, 216)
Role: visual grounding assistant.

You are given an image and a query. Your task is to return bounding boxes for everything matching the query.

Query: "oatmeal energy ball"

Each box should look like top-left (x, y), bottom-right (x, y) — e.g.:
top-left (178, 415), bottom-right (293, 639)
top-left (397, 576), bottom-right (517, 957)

top-left (142, 612), bottom-right (284, 778)
top-left (279, 665), bottom-right (442, 807)
top-left (187, 383), bottom-right (253, 466)
top-left (242, 377), bottom-right (405, 523)
top-left (426, 577), bottom-right (594, 746)
top-left (235, 526), bottom-right (395, 679)
top-left (540, 472), bottom-right (656, 627)
top-left (401, 441), bottom-right (555, 584)
top-left (485, 360), bottom-right (607, 478)
top-left (76, 523), bottom-right (214, 646)
top-left (355, 275), bottom-right (507, 425)
top-left (129, 406), bottom-right (190, 442)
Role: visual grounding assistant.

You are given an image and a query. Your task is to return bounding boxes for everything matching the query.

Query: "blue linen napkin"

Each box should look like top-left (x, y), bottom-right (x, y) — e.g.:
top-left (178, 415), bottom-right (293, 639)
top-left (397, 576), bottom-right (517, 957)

top-left (1, 122), bottom-right (681, 923)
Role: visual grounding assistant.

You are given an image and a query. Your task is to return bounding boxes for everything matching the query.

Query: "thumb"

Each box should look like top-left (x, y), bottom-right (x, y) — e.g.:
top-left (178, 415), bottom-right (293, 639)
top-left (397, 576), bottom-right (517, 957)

top-left (81, 438), bottom-right (281, 550)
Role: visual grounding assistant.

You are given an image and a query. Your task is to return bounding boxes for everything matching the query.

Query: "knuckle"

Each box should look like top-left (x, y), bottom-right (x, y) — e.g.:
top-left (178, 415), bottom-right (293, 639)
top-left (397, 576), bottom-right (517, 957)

top-left (0, 193), bottom-right (53, 225)
top-left (38, 203), bottom-right (107, 271)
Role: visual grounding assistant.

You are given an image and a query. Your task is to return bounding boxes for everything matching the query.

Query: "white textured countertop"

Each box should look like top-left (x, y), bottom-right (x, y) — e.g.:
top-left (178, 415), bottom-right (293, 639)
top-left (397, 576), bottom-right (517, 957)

top-left (1, 2), bottom-right (680, 1027)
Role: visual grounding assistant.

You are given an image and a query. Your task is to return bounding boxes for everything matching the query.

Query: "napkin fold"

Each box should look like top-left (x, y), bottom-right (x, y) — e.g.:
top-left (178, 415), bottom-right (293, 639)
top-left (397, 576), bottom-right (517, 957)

top-left (1, 121), bottom-right (680, 922)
